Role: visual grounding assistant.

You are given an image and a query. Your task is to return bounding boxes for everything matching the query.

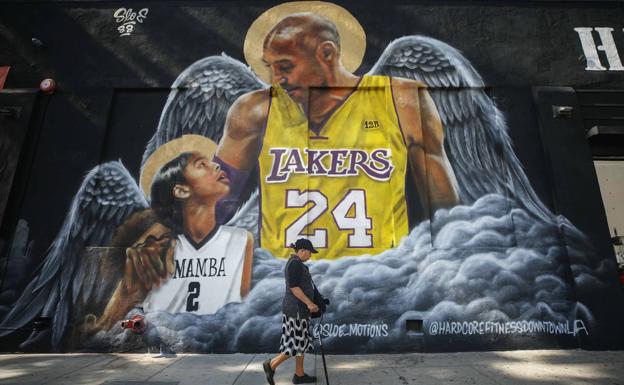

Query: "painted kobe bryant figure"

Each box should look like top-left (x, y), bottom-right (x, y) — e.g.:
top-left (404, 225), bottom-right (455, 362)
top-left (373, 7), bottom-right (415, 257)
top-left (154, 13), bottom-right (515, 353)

top-left (106, 0), bottom-right (547, 266)
top-left (213, 3), bottom-right (460, 260)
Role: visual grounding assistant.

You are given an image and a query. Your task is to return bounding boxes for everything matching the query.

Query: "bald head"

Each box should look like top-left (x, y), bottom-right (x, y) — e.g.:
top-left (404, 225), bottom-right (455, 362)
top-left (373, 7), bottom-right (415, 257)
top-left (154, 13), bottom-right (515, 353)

top-left (263, 13), bottom-right (340, 56)
top-left (261, 13), bottom-right (347, 98)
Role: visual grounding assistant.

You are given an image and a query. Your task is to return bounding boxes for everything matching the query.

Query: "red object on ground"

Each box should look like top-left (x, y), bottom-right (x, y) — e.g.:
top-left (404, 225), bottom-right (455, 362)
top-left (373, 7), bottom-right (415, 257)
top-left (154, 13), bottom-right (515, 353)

top-left (619, 271), bottom-right (624, 286)
top-left (0, 66), bottom-right (9, 90)
top-left (120, 314), bottom-right (146, 334)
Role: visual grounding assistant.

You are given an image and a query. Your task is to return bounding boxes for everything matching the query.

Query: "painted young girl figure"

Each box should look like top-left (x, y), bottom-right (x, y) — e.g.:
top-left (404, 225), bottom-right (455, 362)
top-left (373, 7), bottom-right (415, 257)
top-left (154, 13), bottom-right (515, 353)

top-left (94, 151), bottom-right (253, 329)
top-left (143, 151), bottom-right (254, 314)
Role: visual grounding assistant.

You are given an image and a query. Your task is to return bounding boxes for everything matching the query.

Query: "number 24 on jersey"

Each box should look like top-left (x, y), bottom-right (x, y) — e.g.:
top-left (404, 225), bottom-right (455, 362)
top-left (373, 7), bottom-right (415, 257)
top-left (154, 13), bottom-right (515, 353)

top-left (285, 189), bottom-right (372, 248)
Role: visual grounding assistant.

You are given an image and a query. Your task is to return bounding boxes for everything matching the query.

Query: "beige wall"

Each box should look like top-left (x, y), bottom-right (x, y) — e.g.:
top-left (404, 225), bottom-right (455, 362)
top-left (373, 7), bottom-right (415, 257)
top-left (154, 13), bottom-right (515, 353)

top-left (594, 160), bottom-right (624, 265)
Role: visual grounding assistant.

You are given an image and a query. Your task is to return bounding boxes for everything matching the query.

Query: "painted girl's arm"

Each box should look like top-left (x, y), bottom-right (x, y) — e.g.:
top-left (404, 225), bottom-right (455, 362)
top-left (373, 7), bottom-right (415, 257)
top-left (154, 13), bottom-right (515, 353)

top-left (240, 231), bottom-right (254, 298)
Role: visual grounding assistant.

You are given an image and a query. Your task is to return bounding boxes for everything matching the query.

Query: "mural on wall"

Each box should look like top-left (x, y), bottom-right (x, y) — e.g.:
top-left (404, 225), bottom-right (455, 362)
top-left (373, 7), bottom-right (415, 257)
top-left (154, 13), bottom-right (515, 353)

top-left (0, 1), bottom-right (618, 352)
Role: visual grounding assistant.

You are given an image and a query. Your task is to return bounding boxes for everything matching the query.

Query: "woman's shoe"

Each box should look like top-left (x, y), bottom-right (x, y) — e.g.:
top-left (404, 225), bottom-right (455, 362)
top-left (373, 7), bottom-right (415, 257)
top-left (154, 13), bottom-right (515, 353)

top-left (263, 359), bottom-right (275, 385)
top-left (292, 373), bottom-right (317, 384)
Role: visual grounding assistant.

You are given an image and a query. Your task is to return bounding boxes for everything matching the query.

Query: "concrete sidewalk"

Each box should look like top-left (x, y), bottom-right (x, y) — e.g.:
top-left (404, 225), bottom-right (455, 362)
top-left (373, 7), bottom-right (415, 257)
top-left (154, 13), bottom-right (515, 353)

top-left (0, 350), bottom-right (623, 385)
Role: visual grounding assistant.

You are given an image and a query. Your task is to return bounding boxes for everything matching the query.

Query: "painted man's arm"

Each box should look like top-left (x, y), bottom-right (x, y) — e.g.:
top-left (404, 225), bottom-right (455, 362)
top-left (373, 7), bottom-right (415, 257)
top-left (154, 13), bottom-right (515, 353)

top-left (392, 78), bottom-right (460, 214)
top-left (214, 90), bottom-right (270, 222)
top-left (216, 90), bottom-right (270, 170)
top-left (84, 224), bottom-right (175, 332)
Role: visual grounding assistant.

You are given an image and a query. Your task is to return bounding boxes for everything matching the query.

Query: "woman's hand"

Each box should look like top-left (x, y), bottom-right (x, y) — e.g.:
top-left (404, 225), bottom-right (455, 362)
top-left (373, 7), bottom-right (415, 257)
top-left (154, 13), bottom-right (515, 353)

top-left (307, 303), bottom-right (320, 313)
top-left (290, 287), bottom-right (319, 314)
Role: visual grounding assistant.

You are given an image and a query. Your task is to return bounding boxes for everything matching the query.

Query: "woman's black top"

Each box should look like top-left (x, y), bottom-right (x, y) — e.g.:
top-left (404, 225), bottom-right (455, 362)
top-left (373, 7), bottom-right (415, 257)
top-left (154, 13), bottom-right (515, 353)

top-left (282, 254), bottom-right (314, 318)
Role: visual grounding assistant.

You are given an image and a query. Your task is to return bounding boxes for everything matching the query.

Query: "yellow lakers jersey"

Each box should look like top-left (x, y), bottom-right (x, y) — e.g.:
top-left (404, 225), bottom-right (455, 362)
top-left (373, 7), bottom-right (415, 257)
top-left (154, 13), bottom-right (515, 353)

top-left (258, 75), bottom-right (408, 260)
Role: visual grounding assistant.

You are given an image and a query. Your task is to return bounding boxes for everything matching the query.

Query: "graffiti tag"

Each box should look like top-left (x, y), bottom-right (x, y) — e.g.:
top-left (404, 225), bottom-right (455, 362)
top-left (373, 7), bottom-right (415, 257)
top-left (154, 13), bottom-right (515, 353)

top-left (114, 8), bottom-right (149, 37)
top-left (428, 320), bottom-right (589, 337)
top-left (312, 322), bottom-right (389, 338)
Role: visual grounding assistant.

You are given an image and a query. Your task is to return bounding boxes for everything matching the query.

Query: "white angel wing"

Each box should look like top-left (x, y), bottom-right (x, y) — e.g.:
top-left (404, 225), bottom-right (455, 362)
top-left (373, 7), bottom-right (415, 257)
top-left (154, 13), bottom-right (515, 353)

top-left (370, 36), bottom-right (553, 221)
top-left (0, 162), bottom-right (150, 350)
top-left (141, 54), bottom-right (267, 167)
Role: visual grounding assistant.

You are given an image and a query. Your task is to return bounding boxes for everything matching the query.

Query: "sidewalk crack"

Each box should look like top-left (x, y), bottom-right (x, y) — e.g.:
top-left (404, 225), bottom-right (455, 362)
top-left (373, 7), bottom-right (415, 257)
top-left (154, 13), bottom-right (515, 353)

top-left (391, 366), bottom-right (409, 384)
top-left (232, 354), bottom-right (256, 385)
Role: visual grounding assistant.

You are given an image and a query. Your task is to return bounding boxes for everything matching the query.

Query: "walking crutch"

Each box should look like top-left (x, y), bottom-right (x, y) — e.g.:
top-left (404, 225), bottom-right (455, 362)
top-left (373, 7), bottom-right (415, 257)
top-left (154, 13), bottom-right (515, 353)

top-left (316, 312), bottom-right (330, 385)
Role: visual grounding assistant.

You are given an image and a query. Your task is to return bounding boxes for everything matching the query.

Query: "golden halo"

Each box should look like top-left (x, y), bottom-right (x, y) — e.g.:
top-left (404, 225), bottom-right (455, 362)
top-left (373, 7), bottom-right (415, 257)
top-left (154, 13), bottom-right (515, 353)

top-left (140, 135), bottom-right (217, 199)
top-left (244, 1), bottom-right (366, 83)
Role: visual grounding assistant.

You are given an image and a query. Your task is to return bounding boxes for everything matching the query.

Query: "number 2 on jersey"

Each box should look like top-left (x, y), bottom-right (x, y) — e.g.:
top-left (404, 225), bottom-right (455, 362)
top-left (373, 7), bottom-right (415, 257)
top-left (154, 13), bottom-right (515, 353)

top-left (285, 189), bottom-right (372, 248)
top-left (186, 282), bottom-right (200, 312)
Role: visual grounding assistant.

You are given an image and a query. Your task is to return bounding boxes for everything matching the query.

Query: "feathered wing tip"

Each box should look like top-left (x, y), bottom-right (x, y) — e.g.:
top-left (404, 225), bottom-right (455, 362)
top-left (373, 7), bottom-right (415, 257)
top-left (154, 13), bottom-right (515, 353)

top-left (370, 35), bottom-right (484, 88)
top-left (369, 35), bottom-right (554, 222)
top-left (141, 55), bottom-right (267, 169)
top-left (0, 161), bottom-right (149, 350)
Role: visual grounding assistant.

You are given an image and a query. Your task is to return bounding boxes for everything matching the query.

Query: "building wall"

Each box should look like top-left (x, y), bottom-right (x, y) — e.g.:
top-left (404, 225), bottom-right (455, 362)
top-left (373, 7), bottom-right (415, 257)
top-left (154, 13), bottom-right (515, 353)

top-left (0, 1), bottom-right (623, 353)
top-left (594, 160), bottom-right (624, 237)
top-left (594, 160), bottom-right (624, 264)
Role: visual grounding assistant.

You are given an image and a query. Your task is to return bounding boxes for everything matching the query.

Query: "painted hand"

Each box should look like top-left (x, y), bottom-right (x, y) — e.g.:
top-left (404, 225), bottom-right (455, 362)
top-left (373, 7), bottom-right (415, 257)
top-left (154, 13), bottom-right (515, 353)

top-left (125, 223), bottom-right (175, 294)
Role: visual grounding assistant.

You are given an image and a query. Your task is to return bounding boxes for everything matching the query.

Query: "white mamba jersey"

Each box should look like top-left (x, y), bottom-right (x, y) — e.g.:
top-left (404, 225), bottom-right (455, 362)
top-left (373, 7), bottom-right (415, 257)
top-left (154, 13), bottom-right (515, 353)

top-left (143, 226), bottom-right (247, 315)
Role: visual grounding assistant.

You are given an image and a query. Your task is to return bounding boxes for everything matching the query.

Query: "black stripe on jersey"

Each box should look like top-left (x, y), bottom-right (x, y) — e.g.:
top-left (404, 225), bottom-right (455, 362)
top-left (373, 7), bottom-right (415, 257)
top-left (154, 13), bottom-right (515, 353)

top-left (183, 225), bottom-right (221, 250)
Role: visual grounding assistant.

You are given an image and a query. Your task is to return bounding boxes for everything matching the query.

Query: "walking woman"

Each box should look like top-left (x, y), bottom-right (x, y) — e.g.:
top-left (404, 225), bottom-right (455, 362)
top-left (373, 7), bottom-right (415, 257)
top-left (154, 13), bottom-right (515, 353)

top-left (263, 238), bottom-right (319, 384)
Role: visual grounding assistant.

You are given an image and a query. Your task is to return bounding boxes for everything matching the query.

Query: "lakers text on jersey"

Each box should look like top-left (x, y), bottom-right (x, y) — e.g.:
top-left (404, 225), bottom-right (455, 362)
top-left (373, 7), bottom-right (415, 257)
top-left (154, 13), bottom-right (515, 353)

top-left (143, 226), bottom-right (248, 315)
top-left (258, 75), bottom-right (408, 260)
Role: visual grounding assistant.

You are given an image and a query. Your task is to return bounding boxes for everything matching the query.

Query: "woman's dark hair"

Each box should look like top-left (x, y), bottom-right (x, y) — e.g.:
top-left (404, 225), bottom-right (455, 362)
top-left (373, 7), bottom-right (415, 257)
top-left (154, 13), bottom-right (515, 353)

top-left (150, 152), bottom-right (194, 233)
